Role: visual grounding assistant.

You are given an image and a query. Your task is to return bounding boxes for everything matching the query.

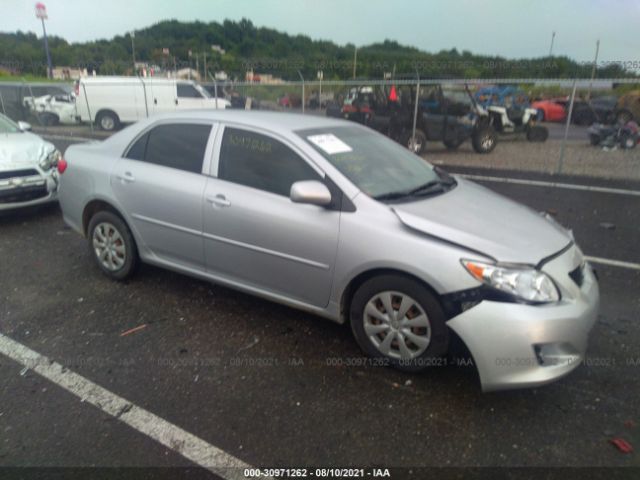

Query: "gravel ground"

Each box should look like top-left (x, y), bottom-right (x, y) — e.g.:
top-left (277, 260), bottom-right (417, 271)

top-left (426, 138), bottom-right (640, 182)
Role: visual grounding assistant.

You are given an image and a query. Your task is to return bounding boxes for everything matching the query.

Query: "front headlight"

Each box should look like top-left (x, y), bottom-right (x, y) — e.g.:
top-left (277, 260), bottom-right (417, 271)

top-left (462, 259), bottom-right (560, 304)
top-left (40, 149), bottom-right (61, 171)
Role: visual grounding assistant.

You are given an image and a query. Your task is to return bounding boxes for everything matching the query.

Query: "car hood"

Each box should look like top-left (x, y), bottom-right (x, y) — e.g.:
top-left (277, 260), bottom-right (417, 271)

top-left (0, 132), bottom-right (54, 170)
top-left (391, 177), bottom-right (572, 265)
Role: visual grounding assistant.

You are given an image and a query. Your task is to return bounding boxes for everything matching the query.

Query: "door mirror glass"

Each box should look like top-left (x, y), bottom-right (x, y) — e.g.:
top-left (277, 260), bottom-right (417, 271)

top-left (17, 121), bottom-right (32, 131)
top-left (290, 180), bottom-right (332, 206)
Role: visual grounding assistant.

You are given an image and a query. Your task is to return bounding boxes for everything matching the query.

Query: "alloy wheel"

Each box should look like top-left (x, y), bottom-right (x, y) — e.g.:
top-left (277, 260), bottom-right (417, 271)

top-left (363, 291), bottom-right (431, 360)
top-left (92, 222), bottom-right (126, 271)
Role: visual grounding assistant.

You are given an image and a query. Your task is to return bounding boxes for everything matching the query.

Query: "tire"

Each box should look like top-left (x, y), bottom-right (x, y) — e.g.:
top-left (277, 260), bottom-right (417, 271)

top-left (526, 125), bottom-right (549, 142)
top-left (589, 134), bottom-right (601, 146)
top-left (350, 274), bottom-right (449, 372)
top-left (616, 110), bottom-right (633, 125)
top-left (404, 130), bottom-right (427, 154)
top-left (620, 134), bottom-right (637, 150)
top-left (87, 210), bottom-right (138, 280)
top-left (471, 125), bottom-right (497, 154)
top-left (38, 112), bottom-right (59, 126)
top-left (443, 138), bottom-right (464, 150)
top-left (96, 110), bottom-right (120, 131)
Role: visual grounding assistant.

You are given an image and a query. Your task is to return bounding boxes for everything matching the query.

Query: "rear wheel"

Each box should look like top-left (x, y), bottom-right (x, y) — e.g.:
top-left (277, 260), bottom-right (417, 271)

top-left (38, 112), bottom-right (59, 126)
top-left (443, 138), bottom-right (464, 150)
top-left (87, 211), bottom-right (138, 280)
top-left (96, 110), bottom-right (120, 131)
top-left (405, 130), bottom-right (427, 155)
top-left (526, 125), bottom-right (549, 142)
top-left (620, 134), bottom-right (637, 150)
top-left (471, 126), bottom-right (497, 154)
top-left (350, 274), bottom-right (449, 372)
top-left (589, 134), bottom-right (601, 146)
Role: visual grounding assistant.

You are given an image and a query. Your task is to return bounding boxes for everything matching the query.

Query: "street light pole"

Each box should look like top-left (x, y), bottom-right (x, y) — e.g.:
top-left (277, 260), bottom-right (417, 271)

top-left (352, 46), bottom-right (358, 79)
top-left (548, 31), bottom-right (556, 57)
top-left (131, 31), bottom-right (136, 74)
top-left (587, 39), bottom-right (600, 101)
top-left (35, 3), bottom-right (53, 78)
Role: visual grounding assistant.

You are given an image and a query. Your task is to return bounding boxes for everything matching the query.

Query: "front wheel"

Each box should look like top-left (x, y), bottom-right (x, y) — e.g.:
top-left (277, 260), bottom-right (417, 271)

top-left (526, 125), bottom-right (549, 142)
top-left (87, 211), bottom-right (138, 280)
top-left (471, 126), bottom-right (497, 154)
top-left (350, 275), bottom-right (449, 372)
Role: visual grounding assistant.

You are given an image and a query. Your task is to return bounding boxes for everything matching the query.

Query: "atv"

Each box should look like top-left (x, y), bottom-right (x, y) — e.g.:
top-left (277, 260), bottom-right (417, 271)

top-left (588, 120), bottom-right (639, 150)
top-left (342, 82), bottom-right (498, 154)
top-left (475, 86), bottom-right (548, 142)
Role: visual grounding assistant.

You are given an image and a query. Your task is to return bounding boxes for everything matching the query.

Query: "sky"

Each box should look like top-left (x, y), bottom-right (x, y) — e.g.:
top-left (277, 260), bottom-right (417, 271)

top-left (1, 0), bottom-right (639, 62)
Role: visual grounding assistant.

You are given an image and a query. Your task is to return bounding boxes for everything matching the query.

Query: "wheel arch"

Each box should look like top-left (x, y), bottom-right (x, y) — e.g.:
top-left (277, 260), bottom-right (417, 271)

top-left (339, 267), bottom-right (443, 325)
top-left (82, 198), bottom-right (129, 236)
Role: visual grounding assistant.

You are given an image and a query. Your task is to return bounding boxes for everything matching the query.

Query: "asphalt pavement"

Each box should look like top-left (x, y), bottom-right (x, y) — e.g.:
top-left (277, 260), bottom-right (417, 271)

top-left (0, 135), bottom-right (638, 479)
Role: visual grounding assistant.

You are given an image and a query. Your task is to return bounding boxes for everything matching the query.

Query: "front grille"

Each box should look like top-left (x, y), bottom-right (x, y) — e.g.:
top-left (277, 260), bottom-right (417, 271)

top-left (0, 184), bottom-right (48, 204)
top-left (569, 264), bottom-right (585, 287)
top-left (0, 169), bottom-right (39, 180)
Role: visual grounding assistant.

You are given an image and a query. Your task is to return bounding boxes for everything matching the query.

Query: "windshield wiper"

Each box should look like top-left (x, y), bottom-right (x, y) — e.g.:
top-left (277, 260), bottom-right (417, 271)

top-left (374, 178), bottom-right (454, 202)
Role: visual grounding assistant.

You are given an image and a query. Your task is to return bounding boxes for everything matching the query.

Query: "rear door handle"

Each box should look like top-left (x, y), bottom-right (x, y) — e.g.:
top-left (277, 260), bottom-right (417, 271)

top-left (116, 172), bottom-right (135, 183)
top-left (206, 194), bottom-right (231, 207)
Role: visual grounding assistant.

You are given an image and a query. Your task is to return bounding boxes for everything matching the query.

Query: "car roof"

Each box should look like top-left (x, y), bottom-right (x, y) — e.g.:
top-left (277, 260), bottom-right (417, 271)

top-left (142, 109), bottom-right (353, 134)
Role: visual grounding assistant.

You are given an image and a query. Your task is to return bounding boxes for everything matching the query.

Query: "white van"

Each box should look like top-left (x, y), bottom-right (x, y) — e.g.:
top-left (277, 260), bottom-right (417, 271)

top-left (74, 76), bottom-right (230, 131)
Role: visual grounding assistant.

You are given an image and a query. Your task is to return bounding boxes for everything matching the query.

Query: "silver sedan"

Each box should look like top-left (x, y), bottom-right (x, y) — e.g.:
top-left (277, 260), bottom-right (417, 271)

top-left (58, 110), bottom-right (599, 391)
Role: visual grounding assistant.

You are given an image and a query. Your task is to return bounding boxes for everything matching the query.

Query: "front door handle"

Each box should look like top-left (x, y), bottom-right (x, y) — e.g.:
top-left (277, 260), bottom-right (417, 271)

top-left (116, 172), bottom-right (135, 183)
top-left (206, 194), bottom-right (231, 207)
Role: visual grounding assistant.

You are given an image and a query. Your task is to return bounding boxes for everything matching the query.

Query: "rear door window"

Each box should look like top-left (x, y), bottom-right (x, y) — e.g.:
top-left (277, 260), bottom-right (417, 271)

top-left (125, 123), bottom-right (212, 173)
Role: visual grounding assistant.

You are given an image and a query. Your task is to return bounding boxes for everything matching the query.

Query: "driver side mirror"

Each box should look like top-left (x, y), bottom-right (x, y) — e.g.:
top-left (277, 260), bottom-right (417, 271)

top-left (290, 180), bottom-right (332, 207)
top-left (17, 121), bottom-right (32, 131)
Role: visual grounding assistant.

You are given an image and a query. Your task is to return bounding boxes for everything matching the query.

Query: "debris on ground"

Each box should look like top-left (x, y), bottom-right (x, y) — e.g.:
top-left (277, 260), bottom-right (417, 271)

top-left (599, 222), bottom-right (616, 230)
top-left (119, 324), bottom-right (147, 337)
top-left (237, 336), bottom-right (260, 352)
top-left (609, 438), bottom-right (633, 453)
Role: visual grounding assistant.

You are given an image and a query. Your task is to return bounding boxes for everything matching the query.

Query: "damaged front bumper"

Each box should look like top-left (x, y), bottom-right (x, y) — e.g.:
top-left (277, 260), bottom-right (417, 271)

top-left (447, 245), bottom-right (600, 392)
top-left (0, 167), bottom-right (59, 211)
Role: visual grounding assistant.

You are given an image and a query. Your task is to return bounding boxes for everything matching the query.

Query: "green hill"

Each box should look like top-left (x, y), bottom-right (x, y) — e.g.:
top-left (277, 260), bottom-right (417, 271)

top-left (0, 19), bottom-right (635, 80)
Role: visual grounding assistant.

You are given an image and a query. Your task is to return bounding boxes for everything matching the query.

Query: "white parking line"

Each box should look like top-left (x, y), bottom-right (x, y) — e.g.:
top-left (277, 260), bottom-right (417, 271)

top-left (460, 174), bottom-right (640, 197)
top-left (586, 256), bottom-right (640, 271)
top-left (0, 332), bottom-right (266, 480)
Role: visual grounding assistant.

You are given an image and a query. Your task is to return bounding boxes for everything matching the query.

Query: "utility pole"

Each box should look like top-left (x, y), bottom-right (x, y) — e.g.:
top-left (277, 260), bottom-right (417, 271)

top-left (131, 31), bottom-right (136, 73)
top-left (587, 39), bottom-right (600, 101)
top-left (352, 46), bottom-right (358, 79)
top-left (548, 31), bottom-right (556, 56)
top-left (35, 3), bottom-right (53, 78)
top-left (195, 53), bottom-right (199, 80)
top-left (203, 52), bottom-right (207, 81)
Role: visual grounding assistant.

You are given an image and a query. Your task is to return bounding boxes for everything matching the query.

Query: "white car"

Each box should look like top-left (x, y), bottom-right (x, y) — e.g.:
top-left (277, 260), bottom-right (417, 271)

top-left (23, 93), bottom-right (78, 126)
top-left (0, 114), bottom-right (60, 210)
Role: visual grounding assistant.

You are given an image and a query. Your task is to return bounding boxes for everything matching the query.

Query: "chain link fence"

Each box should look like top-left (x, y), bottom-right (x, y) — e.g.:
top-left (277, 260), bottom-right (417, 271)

top-left (1, 76), bottom-right (639, 181)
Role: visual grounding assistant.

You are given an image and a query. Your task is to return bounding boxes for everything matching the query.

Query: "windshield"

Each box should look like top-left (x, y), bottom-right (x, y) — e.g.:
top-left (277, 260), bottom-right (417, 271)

top-left (0, 114), bottom-right (20, 134)
top-left (298, 126), bottom-right (445, 199)
top-left (195, 84), bottom-right (211, 98)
